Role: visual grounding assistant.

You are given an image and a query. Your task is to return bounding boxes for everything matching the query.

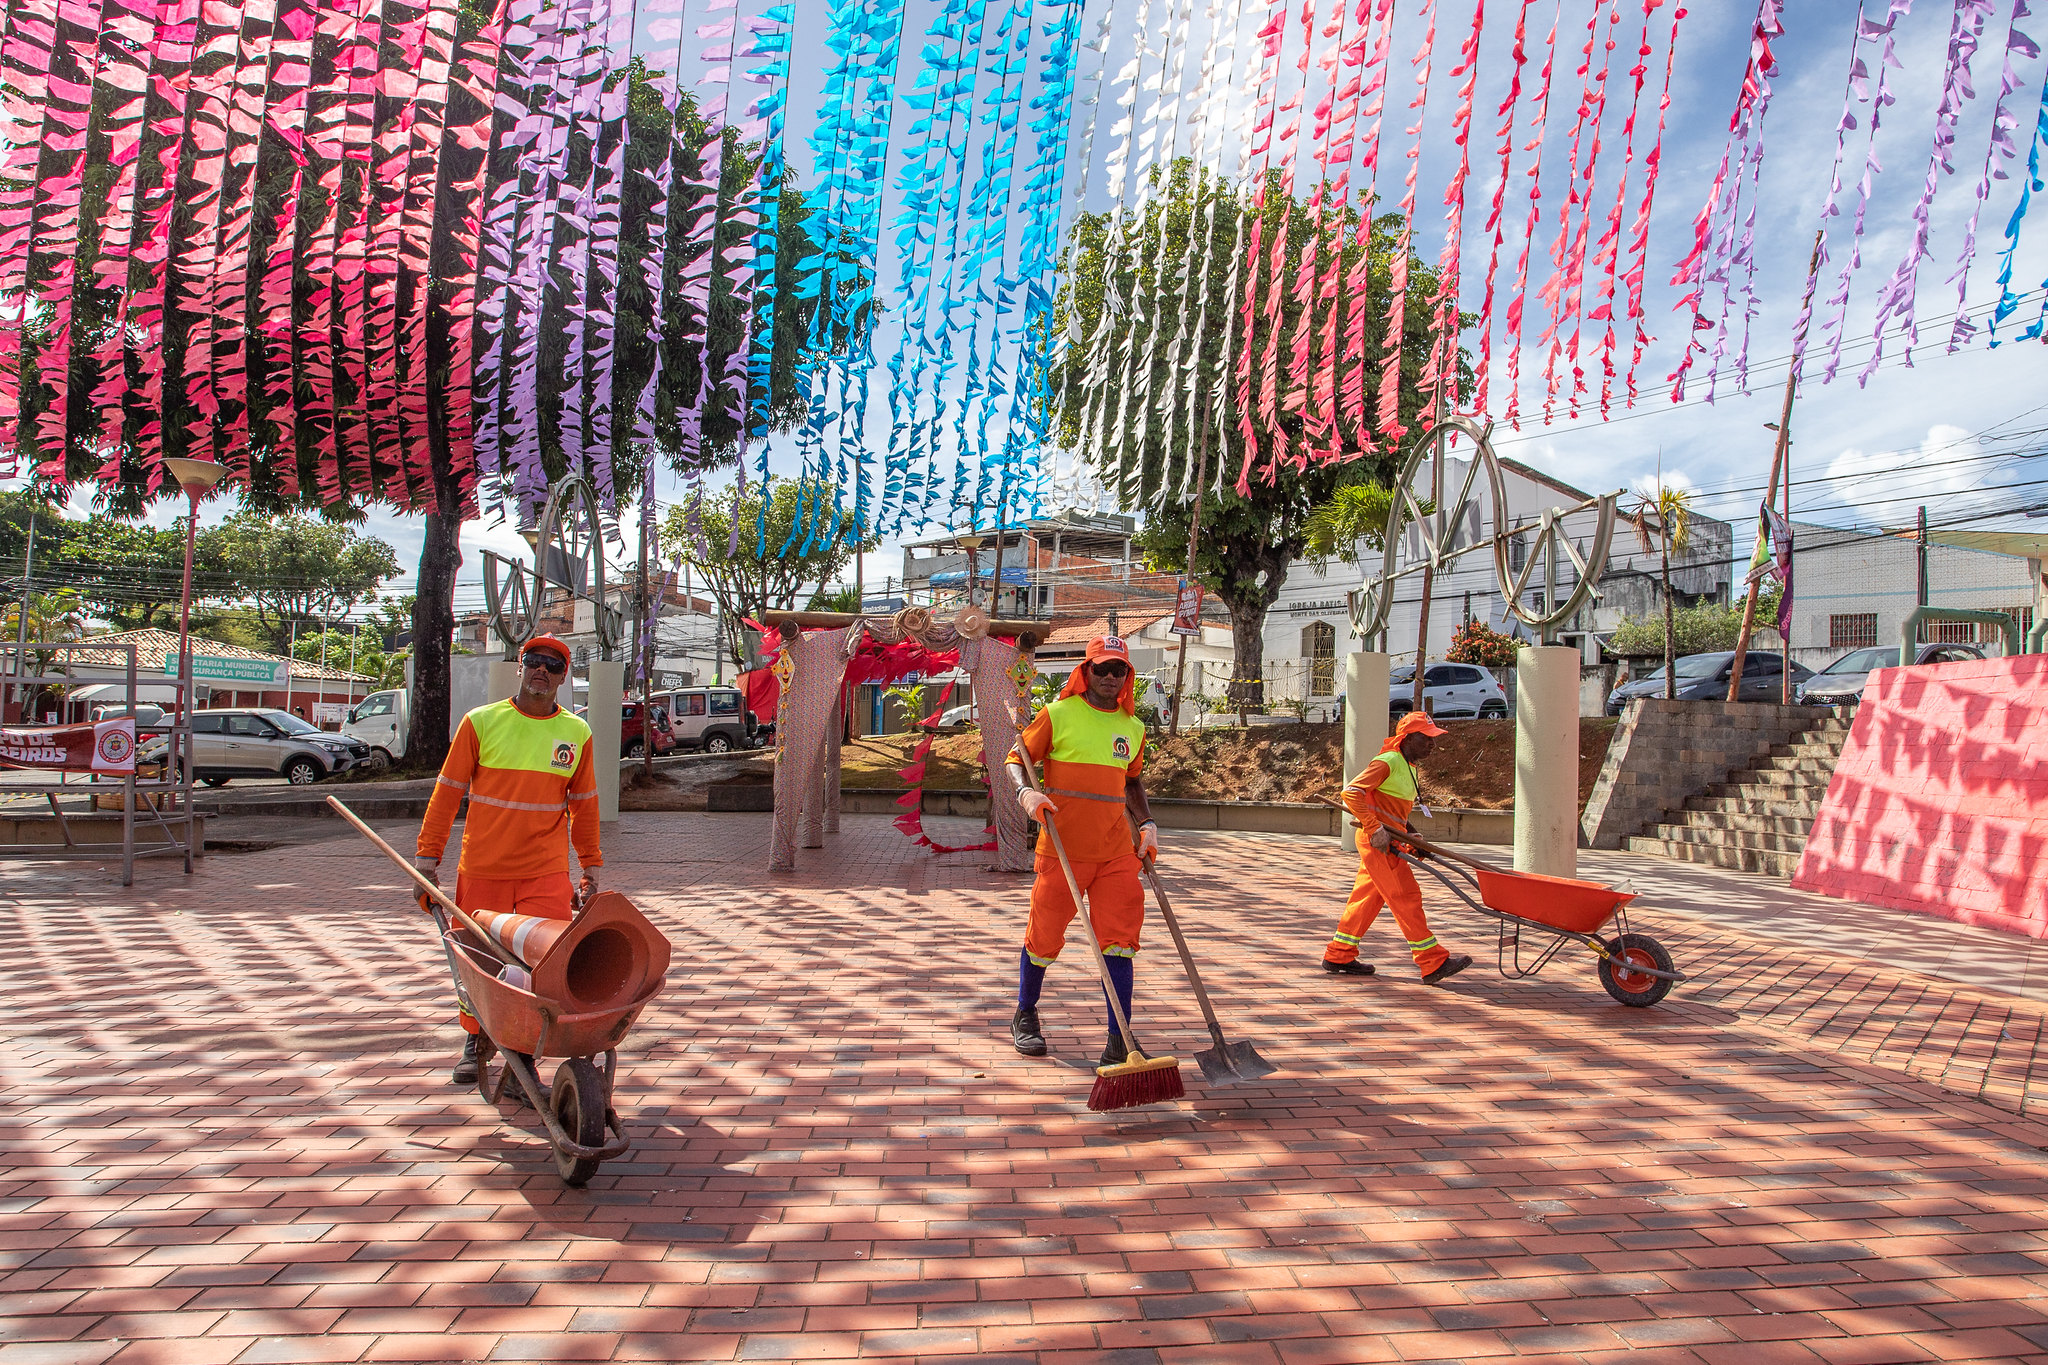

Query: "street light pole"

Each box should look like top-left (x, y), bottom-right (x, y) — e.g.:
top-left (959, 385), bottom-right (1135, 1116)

top-left (162, 458), bottom-right (225, 870)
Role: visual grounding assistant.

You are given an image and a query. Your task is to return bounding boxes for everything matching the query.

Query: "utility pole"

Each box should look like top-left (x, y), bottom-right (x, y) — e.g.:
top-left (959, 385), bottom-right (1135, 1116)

top-left (9, 503), bottom-right (34, 719)
top-left (1169, 405), bottom-right (1213, 737)
top-left (1916, 505), bottom-right (1929, 607)
top-left (1411, 393), bottom-right (1448, 715)
top-left (1729, 230), bottom-right (1823, 704)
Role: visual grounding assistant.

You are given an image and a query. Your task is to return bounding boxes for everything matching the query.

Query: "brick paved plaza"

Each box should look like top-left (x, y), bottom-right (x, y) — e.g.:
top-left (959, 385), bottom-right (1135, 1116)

top-left (5, 812), bottom-right (2048, 1365)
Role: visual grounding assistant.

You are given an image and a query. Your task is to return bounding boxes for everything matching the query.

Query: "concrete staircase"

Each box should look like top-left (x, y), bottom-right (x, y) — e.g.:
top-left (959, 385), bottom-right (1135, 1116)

top-left (1622, 713), bottom-right (1852, 877)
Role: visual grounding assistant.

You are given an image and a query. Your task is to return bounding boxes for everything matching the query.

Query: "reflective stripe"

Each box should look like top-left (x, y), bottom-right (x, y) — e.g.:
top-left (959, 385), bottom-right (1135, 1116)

top-left (566, 789), bottom-right (598, 801)
top-left (1049, 787), bottom-right (1125, 803)
top-left (437, 775), bottom-right (469, 792)
top-left (468, 792), bottom-right (569, 814)
top-left (1102, 944), bottom-right (1137, 958)
top-left (1331, 932), bottom-right (1363, 947)
top-left (1026, 949), bottom-right (1059, 967)
top-left (1407, 936), bottom-right (1438, 951)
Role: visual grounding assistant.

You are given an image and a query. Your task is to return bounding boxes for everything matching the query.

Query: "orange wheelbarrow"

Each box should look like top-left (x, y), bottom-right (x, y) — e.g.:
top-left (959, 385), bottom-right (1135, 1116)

top-left (1394, 830), bottom-right (1687, 1007)
top-left (329, 798), bottom-right (672, 1185)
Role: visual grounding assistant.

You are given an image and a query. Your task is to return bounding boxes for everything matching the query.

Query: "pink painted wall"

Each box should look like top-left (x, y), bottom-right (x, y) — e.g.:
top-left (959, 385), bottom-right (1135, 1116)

top-left (1792, 655), bottom-right (2048, 937)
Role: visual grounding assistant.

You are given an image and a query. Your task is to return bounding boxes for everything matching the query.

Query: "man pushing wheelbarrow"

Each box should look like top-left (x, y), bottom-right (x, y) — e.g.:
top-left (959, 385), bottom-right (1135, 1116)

top-left (1321, 710), bottom-right (1473, 985)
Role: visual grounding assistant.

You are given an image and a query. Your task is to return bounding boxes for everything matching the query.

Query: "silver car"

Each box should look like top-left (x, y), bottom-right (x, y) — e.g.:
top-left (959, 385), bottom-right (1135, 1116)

top-left (141, 707), bottom-right (372, 787)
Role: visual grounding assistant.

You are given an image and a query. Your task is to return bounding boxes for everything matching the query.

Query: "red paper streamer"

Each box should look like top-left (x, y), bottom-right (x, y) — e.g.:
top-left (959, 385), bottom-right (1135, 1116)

top-left (1375, 0), bottom-right (1434, 443)
top-left (1546, 0), bottom-right (1622, 423)
top-left (390, 0), bottom-right (461, 508)
top-left (1422, 0), bottom-right (1484, 411)
top-left (29, 0), bottom-right (110, 476)
top-left (173, 0), bottom-right (245, 467)
top-left (208, 0), bottom-right (282, 481)
top-left (0, 4), bottom-right (58, 474)
top-left (1624, 3), bottom-right (1683, 405)
top-left (1338, 0), bottom-right (1396, 445)
top-left (364, 6), bottom-right (428, 505)
top-left (1309, 0), bottom-right (1373, 462)
top-left (1502, 0), bottom-right (1560, 430)
top-left (1585, 0), bottom-right (1659, 419)
top-left (255, 0), bottom-right (318, 501)
top-left (1284, 0), bottom-right (1345, 462)
top-left (1533, 0), bottom-right (1608, 424)
top-left (84, 0), bottom-right (158, 481)
top-left (439, 0), bottom-right (509, 508)
top-left (128, 0), bottom-right (202, 488)
top-left (1473, 0), bottom-right (1534, 419)
top-left (1233, 0), bottom-right (1293, 492)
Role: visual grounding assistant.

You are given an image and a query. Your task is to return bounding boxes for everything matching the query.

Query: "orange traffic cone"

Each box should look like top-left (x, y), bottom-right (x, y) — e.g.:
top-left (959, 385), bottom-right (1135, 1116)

top-left (528, 891), bottom-right (671, 1014)
top-left (467, 907), bottom-right (572, 968)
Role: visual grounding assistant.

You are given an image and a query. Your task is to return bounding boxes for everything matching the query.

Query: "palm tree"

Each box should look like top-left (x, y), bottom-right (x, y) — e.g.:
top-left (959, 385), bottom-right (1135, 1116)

top-left (2, 590), bottom-right (89, 721)
top-left (1630, 486), bottom-right (1692, 701)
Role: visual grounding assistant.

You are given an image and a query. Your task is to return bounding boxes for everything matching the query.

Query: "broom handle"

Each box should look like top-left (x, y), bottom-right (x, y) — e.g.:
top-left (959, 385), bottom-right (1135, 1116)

top-left (326, 795), bottom-right (506, 952)
top-left (1314, 794), bottom-right (1496, 873)
top-left (1136, 854), bottom-right (1229, 1052)
top-left (1011, 746), bottom-right (1144, 1058)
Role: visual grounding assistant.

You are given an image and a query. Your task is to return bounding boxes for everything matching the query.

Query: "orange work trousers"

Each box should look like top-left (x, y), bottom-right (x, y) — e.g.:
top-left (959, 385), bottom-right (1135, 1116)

top-left (1325, 845), bottom-right (1450, 977)
top-left (1025, 852), bottom-right (1145, 965)
top-left (449, 871), bottom-right (575, 1033)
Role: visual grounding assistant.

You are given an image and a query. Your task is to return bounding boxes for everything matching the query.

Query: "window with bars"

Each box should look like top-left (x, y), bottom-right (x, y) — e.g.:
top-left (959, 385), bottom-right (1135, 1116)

top-left (1303, 621), bottom-right (1336, 696)
top-left (1830, 613), bottom-right (1878, 649)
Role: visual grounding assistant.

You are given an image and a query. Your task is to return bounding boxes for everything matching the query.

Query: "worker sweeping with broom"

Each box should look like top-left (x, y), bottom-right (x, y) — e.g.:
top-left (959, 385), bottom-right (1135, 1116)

top-left (1003, 635), bottom-right (1178, 1109)
top-left (1323, 710), bottom-right (1473, 985)
top-left (414, 633), bottom-right (603, 1095)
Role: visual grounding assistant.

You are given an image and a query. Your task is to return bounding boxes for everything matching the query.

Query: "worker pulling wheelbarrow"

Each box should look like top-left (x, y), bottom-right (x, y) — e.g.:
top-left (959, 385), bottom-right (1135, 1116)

top-left (331, 797), bottom-right (672, 1185)
top-left (1317, 794), bottom-right (1686, 1006)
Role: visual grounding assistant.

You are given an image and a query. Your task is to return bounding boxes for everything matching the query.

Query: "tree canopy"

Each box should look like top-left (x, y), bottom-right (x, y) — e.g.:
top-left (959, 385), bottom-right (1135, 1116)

top-left (1049, 161), bottom-right (1470, 699)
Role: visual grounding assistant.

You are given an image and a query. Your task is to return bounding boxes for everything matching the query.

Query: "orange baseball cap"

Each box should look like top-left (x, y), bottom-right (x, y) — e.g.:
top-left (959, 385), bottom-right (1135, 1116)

top-left (1085, 635), bottom-right (1132, 666)
top-left (523, 634), bottom-right (572, 667)
top-left (1394, 710), bottom-right (1448, 740)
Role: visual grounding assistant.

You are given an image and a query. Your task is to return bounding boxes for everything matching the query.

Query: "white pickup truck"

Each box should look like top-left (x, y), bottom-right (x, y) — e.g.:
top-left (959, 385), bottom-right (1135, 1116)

top-left (341, 688), bottom-right (408, 769)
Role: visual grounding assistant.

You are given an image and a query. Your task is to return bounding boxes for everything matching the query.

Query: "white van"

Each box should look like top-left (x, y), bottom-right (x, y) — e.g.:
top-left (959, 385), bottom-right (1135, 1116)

top-left (342, 689), bottom-right (409, 768)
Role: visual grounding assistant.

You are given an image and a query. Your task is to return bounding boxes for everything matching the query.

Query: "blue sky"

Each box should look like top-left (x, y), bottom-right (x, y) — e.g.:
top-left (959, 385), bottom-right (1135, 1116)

top-left (45, 0), bottom-right (2048, 617)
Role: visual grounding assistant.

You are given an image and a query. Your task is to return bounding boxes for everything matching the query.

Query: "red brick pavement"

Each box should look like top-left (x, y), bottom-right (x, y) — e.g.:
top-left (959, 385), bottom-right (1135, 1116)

top-left (3, 813), bottom-right (2048, 1364)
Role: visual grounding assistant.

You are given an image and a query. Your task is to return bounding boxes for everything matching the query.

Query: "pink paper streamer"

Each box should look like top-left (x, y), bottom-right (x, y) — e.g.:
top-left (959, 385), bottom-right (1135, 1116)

top-left (1622, 1), bottom-right (1683, 405)
top-left (254, 0), bottom-right (320, 502)
top-left (1423, 0), bottom-right (1484, 413)
top-left (1473, 0), bottom-right (1534, 419)
top-left (439, 0), bottom-right (510, 510)
top-left (1551, 0), bottom-right (1621, 421)
top-left (1375, 0), bottom-right (1434, 444)
top-left (84, 0), bottom-right (161, 483)
top-left (1232, 0), bottom-right (1292, 492)
top-left (0, 4), bottom-right (58, 473)
top-left (208, 0), bottom-right (280, 483)
top-left (1337, 0), bottom-right (1395, 443)
top-left (1584, 0), bottom-right (1657, 420)
top-left (1502, 0), bottom-right (1560, 430)
top-left (127, 0), bottom-right (201, 489)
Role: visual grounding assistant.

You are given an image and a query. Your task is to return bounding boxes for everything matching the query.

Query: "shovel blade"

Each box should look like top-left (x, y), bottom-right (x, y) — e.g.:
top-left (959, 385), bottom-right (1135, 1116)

top-left (1194, 1040), bottom-right (1279, 1087)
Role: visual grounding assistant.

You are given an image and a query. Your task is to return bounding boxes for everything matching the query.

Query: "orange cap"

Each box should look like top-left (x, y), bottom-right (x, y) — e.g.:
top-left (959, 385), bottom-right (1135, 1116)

top-left (1379, 709), bottom-right (1448, 752)
top-left (1059, 635), bottom-right (1138, 714)
top-left (1085, 635), bottom-right (1132, 666)
top-left (523, 634), bottom-right (572, 667)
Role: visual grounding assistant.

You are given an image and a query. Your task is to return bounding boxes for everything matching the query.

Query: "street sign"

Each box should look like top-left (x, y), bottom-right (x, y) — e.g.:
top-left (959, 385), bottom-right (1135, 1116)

top-left (161, 653), bottom-right (289, 687)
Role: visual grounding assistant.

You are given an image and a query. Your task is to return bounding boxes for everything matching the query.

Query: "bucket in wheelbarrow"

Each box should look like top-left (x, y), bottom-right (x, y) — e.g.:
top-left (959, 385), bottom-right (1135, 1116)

top-left (1472, 868), bottom-right (1636, 935)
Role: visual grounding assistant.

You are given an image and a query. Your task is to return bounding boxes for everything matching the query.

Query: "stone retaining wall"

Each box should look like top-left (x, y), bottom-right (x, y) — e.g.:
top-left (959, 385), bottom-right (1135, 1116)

top-left (1580, 698), bottom-right (1832, 849)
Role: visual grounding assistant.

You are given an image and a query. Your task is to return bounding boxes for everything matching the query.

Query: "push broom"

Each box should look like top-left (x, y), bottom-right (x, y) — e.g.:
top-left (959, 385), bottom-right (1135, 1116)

top-left (1012, 747), bottom-right (1184, 1112)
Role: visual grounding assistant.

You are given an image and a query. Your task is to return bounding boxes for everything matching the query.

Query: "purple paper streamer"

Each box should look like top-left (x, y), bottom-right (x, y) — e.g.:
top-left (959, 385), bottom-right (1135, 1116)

top-left (1947, 0), bottom-right (2039, 349)
top-left (1819, 0), bottom-right (1915, 385)
top-left (673, 0), bottom-right (737, 470)
top-left (1791, 0), bottom-right (1872, 381)
top-left (629, 0), bottom-right (690, 461)
top-left (1860, 0), bottom-right (1997, 385)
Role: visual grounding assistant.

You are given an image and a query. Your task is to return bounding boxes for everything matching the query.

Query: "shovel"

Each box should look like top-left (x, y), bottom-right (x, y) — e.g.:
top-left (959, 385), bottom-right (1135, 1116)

top-left (1137, 853), bottom-right (1279, 1086)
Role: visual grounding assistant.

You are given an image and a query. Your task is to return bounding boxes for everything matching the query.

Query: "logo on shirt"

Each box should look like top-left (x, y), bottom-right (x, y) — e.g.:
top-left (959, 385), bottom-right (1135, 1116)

top-left (551, 741), bottom-right (576, 771)
top-left (1112, 734), bottom-right (1132, 762)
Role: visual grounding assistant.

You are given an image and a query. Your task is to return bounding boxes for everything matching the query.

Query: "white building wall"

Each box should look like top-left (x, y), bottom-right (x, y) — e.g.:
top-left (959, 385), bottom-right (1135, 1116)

top-left (1786, 525), bottom-right (2034, 666)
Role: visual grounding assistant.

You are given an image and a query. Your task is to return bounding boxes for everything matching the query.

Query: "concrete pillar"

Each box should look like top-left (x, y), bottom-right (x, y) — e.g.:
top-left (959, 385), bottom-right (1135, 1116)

top-left (1513, 644), bottom-right (1579, 877)
top-left (1341, 651), bottom-right (1391, 853)
top-left (585, 658), bottom-right (624, 824)
top-left (486, 658), bottom-right (523, 704)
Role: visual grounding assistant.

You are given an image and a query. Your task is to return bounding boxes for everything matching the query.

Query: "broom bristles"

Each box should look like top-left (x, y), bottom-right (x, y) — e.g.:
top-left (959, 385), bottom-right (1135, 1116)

top-left (1086, 1053), bottom-right (1186, 1112)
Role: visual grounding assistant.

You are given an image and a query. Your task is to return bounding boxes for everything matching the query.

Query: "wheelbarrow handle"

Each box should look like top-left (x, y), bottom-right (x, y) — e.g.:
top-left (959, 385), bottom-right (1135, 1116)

top-left (1315, 793), bottom-right (1497, 874)
top-left (327, 795), bottom-right (511, 965)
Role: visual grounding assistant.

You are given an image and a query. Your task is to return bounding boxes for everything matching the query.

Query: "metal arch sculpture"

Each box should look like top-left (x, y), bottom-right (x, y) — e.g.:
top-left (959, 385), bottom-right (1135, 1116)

top-left (1349, 416), bottom-right (1622, 646)
top-left (482, 476), bottom-right (625, 661)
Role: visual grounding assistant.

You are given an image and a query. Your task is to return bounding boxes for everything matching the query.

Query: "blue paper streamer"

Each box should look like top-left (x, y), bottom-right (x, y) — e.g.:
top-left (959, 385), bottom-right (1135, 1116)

top-left (1990, 59), bottom-right (2048, 343)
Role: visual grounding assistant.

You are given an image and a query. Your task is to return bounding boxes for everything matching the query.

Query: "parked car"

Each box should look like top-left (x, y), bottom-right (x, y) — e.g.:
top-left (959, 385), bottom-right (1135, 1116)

top-left (91, 703), bottom-right (166, 728)
top-left (936, 703), bottom-right (979, 728)
top-left (139, 707), bottom-right (372, 786)
top-left (342, 688), bottom-right (408, 769)
top-left (1606, 650), bottom-right (1815, 715)
top-left (661, 685), bottom-right (755, 753)
top-left (1794, 642), bottom-right (1986, 706)
top-left (620, 701), bottom-right (678, 757)
top-left (1388, 663), bottom-right (1508, 719)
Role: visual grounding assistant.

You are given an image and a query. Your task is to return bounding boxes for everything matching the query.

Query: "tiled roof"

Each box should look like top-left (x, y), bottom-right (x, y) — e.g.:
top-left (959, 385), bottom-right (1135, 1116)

top-left (70, 628), bottom-right (377, 684)
top-left (1041, 612), bottom-right (1173, 647)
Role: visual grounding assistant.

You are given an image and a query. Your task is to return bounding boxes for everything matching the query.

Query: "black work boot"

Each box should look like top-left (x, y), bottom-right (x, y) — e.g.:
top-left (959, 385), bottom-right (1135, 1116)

top-left (508, 1051), bottom-right (549, 1109)
top-left (452, 1033), bottom-right (480, 1085)
top-left (1098, 1033), bottom-right (1136, 1068)
top-left (1011, 1006), bottom-right (1047, 1056)
top-left (1322, 958), bottom-right (1377, 977)
top-left (1423, 954), bottom-right (1474, 985)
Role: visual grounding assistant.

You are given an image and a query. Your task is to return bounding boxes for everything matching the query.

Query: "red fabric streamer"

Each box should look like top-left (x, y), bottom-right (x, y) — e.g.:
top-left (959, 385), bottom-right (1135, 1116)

top-left (1338, 0), bottom-right (1396, 444)
top-left (29, 0), bottom-right (110, 476)
top-left (891, 678), bottom-right (998, 855)
top-left (1502, 0), bottom-right (1561, 430)
top-left (1473, 0), bottom-right (1535, 419)
top-left (1624, 4), bottom-right (1684, 406)
top-left (1375, 0), bottom-right (1434, 444)
top-left (1309, 0), bottom-right (1373, 462)
top-left (1422, 0), bottom-right (1485, 411)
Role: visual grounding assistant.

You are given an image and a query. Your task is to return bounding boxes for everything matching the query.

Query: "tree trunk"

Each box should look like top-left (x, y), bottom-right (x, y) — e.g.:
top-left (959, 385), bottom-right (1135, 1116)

top-left (1660, 535), bottom-right (1676, 702)
top-left (1227, 601), bottom-right (1268, 717)
top-left (408, 509), bottom-right (461, 770)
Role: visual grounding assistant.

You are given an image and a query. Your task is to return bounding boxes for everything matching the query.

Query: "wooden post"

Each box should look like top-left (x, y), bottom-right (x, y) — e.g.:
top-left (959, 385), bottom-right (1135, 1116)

top-left (1168, 404), bottom-right (1213, 737)
top-left (1729, 230), bottom-right (1823, 704)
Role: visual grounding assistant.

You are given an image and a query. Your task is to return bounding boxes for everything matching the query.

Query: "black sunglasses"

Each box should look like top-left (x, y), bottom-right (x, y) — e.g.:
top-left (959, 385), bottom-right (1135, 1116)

top-left (521, 652), bottom-right (568, 674)
top-left (1090, 661), bottom-right (1130, 677)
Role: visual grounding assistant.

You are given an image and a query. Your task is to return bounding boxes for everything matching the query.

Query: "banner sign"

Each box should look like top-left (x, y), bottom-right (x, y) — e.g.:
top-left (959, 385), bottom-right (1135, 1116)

top-left (0, 718), bottom-right (138, 775)
top-left (161, 653), bottom-right (289, 687)
top-left (1171, 579), bottom-right (1204, 637)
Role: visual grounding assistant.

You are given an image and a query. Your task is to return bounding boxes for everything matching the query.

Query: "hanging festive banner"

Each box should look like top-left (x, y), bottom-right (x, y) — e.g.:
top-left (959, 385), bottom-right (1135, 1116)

top-left (1948, 1), bottom-right (2039, 349)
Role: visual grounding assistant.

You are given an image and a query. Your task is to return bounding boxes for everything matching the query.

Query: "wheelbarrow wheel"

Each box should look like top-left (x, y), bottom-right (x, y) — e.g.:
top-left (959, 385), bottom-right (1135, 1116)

top-left (550, 1057), bottom-right (607, 1187)
top-left (1599, 932), bottom-right (1675, 1008)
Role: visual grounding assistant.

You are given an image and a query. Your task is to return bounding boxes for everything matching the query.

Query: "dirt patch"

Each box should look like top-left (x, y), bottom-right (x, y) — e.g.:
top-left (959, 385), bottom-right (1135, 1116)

top-left (830, 718), bottom-right (1618, 811)
top-left (620, 754), bottom-right (774, 812)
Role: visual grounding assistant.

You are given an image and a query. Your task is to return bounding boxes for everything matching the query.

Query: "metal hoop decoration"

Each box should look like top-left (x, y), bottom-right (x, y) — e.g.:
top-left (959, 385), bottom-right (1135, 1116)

top-left (1350, 415), bottom-right (1508, 640)
top-left (482, 475), bottom-right (624, 660)
top-left (1490, 488), bottom-right (1619, 640)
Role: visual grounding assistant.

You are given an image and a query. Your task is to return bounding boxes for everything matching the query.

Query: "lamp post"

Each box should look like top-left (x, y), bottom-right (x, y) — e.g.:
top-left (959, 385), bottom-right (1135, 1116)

top-left (162, 459), bottom-right (226, 709)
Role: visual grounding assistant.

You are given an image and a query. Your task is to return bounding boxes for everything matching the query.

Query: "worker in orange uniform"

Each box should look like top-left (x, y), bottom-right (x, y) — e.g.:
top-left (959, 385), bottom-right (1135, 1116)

top-left (414, 634), bottom-right (602, 1090)
top-left (1323, 710), bottom-right (1473, 984)
top-left (1003, 635), bottom-right (1158, 1065)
